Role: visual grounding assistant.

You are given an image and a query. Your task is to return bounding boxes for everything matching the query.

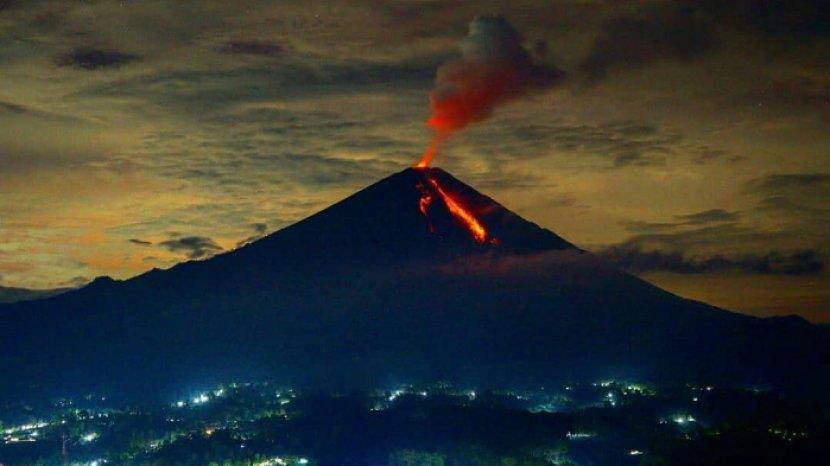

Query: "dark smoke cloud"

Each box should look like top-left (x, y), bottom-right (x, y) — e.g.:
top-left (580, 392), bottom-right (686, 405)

top-left (580, 6), bottom-right (715, 82)
top-left (158, 235), bottom-right (223, 259)
top-left (419, 15), bottom-right (564, 166)
top-left (57, 47), bottom-right (139, 70)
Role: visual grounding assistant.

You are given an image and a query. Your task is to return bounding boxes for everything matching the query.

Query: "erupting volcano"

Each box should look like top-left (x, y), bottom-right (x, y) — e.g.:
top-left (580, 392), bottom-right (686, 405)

top-left (1, 167), bottom-right (828, 401)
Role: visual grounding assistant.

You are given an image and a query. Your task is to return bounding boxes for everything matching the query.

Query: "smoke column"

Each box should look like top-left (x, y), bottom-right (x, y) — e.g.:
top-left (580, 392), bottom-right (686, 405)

top-left (416, 15), bottom-right (564, 167)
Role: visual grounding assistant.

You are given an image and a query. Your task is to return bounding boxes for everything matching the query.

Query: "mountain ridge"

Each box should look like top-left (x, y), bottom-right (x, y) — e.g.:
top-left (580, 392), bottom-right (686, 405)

top-left (0, 284), bottom-right (72, 304)
top-left (1, 167), bottom-right (827, 400)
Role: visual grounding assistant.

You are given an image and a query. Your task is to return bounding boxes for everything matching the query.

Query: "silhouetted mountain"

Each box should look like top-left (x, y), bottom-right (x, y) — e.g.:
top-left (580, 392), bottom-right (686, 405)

top-left (1, 168), bottom-right (827, 399)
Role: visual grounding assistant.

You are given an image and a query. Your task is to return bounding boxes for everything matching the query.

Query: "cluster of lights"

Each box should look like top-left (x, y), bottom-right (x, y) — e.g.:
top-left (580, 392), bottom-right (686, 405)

top-left (387, 389), bottom-right (405, 402)
top-left (3, 421), bottom-right (50, 444)
top-left (768, 428), bottom-right (808, 441)
top-left (672, 414), bottom-right (697, 425)
top-left (173, 386), bottom-right (233, 408)
top-left (3, 421), bottom-right (49, 434)
top-left (255, 457), bottom-right (310, 466)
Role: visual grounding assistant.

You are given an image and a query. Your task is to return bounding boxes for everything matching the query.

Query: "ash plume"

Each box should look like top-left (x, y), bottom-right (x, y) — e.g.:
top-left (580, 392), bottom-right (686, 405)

top-left (417, 15), bottom-right (564, 167)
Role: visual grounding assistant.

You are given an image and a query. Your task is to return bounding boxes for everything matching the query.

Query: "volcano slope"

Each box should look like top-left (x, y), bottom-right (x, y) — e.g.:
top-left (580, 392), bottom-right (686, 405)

top-left (1, 168), bottom-right (827, 399)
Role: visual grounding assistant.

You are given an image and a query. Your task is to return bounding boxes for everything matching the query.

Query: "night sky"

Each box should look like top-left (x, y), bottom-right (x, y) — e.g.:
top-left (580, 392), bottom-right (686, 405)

top-left (0, 1), bottom-right (828, 321)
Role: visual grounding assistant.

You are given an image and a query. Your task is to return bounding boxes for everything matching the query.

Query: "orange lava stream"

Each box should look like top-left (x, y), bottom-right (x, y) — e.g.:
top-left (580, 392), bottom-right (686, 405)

top-left (426, 177), bottom-right (487, 244)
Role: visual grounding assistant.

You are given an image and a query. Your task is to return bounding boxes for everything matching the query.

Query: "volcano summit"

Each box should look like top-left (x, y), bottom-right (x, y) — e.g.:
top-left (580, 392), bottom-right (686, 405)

top-left (1, 168), bottom-right (827, 399)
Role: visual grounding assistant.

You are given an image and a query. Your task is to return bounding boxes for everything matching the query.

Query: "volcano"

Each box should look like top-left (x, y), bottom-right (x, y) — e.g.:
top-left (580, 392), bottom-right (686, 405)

top-left (1, 168), bottom-right (828, 399)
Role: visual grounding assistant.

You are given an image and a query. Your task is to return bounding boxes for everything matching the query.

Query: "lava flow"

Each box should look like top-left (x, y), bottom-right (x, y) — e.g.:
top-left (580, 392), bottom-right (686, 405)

top-left (417, 171), bottom-right (491, 244)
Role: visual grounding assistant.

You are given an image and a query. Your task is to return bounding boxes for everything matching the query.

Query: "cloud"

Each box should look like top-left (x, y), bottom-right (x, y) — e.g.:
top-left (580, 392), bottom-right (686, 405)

top-left (675, 209), bottom-right (739, 225)
top-left (600, 244), bottom-right (824, 276)
top-left (543, 121), bottom-right (679, 167)
top-left (56, 47), bottom-right (139, 70)
top-left (621, 220), bottom-right (679, 234)
top-left (580, 5), bottom-right (716, 81)
top-left (128, 238), bottom-right (152, 246)
top-left (158, 235), bottom-right (223, 259)
top-left (738, 76), bottom-right (830, 119)
top-left (690, 146), bottom-right (744, 164)
top-left (63, 276), bottom-right (90, 287)
top-left (223, 41), bottom-right (283, 57)
top-left (447, 118), bottom-right (705, 169)
top-left (0, 99), bottom-right (88, 124)
top-left (621, 208), bottom-right (739, 234)
top-left (746, 173), bottom-right (830, 193)
top-left (0, 100), bottom-right (35, 115)
top-left (697, 0), bottom-right (830, 37)
top-left (79, 55), bottom-right (440, 111)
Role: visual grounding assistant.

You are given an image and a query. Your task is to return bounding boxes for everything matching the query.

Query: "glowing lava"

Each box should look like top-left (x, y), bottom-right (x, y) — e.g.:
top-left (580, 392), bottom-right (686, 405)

top-left (417, 172), bottom-right (490, 244)
top-left (417, 183), bottom-right (433, 215)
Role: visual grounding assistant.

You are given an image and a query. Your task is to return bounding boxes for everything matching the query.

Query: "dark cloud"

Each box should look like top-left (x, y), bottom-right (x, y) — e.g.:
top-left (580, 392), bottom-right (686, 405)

top-left (600, 244), bottom-right (824, 276)
top-left (128, 238), bottom-right (152, 246)
top-left (0, 99), bottom-right (86, 123)
top-left (454, 119), bottom-right (687, 168)
top-left (621, 208), bottom-right (738, 233)
top-left (77, 55), bottom-right (441, 116)
top-left (223, 41), bottom-right (283, 57)
top-left (612, 223), bottom-right (793, 252)
top-left (56, 47), bottom-right (139, 70)
top-left (0, 100), bottom-right (32, 115)
top-left (621, 220), bottom-right (679, 234)
top-left (746, 174), bottom-right (830, 232)
top-left (675, 209), bottom-right (739, 225)
top-left (544, 121), bottom-right (678, 167)
top-left (738, 77), bottom-right (830, 118)
top-left (747, 173), bottom-right (830, 193)
top-left (63, 276), bottom-right (90, 287)
top-left (580, 5), bottom-right (716, 81)
top-left (574, 0), bottom-right (826, 82)
top-left (690, 147), bottom-right (740, 164)
top-left (696, 0), bottom-right (830, 37)
top-left (158, 235), bottom-right (223, 259)
top-left (754, 195), bottom-right (828, 217)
